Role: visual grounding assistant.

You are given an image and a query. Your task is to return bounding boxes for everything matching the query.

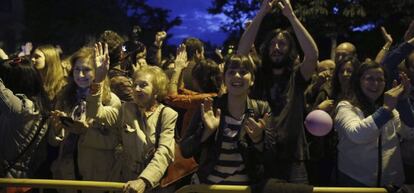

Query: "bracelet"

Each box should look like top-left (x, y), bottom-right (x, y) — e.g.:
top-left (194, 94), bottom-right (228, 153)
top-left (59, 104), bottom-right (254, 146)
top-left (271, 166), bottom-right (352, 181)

top-left (382, 47), bottom-right (390, 51)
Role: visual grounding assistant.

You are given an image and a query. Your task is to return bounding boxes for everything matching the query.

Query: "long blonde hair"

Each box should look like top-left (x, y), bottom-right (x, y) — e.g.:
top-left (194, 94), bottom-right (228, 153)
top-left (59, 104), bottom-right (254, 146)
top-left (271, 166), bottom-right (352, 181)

top-left (36, 45), bottom-right (67, 102)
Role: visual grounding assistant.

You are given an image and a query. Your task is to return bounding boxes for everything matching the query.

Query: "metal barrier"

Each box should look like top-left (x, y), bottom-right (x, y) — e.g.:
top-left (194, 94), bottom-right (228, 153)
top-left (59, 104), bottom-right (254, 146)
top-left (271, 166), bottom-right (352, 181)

top-left (175, 185), bottom-right (388, 193)
top-left (0, 178), bottom-right (124, 191)
top-left (0, 178), bottom-right (389, 193)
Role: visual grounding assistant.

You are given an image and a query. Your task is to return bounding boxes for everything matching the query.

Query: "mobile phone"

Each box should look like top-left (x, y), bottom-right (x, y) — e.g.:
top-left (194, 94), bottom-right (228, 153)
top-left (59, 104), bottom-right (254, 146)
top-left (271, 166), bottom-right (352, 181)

top-left (246, 109), bottom-right (257, 120)
top-left (59, 116), bottom-right (74, 126)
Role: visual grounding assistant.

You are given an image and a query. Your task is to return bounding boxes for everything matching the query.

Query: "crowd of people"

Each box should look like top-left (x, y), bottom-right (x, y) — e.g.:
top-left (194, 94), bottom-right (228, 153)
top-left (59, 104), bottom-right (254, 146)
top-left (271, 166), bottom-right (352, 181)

top-left (1, 0), bottom-right (414, 193)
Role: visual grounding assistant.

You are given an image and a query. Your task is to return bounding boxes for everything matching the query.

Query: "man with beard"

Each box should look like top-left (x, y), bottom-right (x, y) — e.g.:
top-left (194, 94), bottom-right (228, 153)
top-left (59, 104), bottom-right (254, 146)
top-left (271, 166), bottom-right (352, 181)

top-left (237, 0), bottom-right (318, 184)
top-left (238, 0), bottom-right (318, 116)
top-left (251, 28), bottom-right (301, 115)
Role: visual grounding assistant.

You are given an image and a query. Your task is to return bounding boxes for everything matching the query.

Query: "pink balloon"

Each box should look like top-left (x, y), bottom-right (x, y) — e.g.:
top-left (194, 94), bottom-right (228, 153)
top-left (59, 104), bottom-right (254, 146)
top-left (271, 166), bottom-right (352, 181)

top-left (304, 110), bottom-right (333, 136)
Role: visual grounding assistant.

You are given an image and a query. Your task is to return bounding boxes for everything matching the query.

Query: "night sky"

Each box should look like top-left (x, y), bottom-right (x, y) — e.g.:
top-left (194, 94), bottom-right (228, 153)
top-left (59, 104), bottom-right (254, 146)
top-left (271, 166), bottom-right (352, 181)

top-left (147, 0), bottom-right (228, 45)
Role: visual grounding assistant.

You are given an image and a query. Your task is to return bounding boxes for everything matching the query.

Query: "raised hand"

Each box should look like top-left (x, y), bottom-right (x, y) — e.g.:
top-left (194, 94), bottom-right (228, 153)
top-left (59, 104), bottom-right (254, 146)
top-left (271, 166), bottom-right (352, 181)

top-left (201, 98), bottom-right (221, 132)
top-left (277, 0), bottom-right (295, 18)
top-left (175, 44), bottom-right (188, 69)
top-left (154, 31), bottom-right (167, 48)
top-left (259, 0), bottom-right (276, 14)
top-left (244, 113), bottom-right (270, 144)
top-left (94, 42), bottom-right (110, 83)
top-left (381, 26), bottom-right (393, 44)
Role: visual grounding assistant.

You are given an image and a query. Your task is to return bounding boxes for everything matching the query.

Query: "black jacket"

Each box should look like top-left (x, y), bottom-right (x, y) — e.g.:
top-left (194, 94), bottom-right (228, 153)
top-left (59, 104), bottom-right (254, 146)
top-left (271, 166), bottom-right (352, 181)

top-left (180, 94), bottom-right (271, 184)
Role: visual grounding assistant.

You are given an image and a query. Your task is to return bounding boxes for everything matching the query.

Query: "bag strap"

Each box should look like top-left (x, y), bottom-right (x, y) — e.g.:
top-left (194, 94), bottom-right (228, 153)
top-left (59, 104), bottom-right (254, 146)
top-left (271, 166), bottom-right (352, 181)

top-left (377, 134), bottom-right (382, 187)
top-left (154, 106), bottom-right (167, 149)
top-left (2, 116), bottom-right (48, 175)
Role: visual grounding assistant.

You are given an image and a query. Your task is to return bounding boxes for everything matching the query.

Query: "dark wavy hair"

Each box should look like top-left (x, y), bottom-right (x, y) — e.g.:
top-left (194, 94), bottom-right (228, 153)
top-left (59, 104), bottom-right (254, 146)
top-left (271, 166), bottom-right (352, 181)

top-left (0, 57), bottom-right (42, 98)
top-left (348, 60), bottom-right (388, 116)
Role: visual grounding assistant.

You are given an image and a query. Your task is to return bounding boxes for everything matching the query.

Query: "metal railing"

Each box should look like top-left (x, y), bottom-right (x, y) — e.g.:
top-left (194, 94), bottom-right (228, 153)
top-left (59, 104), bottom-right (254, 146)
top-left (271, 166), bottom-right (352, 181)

top-left (0, 178), bottom-right (388, 193)
top-left (175, 184), bottom-right (388, 193)
top-left (0, 178), bottom-right (124, 191)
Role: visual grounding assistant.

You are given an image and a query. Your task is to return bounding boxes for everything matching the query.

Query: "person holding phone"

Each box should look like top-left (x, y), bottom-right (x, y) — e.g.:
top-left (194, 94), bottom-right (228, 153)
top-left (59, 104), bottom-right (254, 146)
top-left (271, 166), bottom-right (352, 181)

top-left (49, 46), bottom-right (121, 193)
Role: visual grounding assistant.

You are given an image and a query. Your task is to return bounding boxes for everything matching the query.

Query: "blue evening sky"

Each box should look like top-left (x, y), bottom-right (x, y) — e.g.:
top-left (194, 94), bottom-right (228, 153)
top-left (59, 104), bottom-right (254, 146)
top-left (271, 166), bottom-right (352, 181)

top-left (147, 0), bottom-right (229, 46)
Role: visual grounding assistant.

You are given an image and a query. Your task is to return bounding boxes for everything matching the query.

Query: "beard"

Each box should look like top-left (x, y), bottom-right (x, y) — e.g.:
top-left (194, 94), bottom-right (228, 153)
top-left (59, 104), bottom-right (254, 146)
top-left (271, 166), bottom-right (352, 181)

top-left (269, 55), bottom-right (291, 69)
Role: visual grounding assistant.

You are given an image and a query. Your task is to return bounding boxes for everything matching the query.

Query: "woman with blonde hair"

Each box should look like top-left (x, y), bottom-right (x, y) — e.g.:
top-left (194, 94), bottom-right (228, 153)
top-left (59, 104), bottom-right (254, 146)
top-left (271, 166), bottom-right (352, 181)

top-left (31, 45), bottom-right (67, 109)
top-left (88, 43), bottom-right (177, 193)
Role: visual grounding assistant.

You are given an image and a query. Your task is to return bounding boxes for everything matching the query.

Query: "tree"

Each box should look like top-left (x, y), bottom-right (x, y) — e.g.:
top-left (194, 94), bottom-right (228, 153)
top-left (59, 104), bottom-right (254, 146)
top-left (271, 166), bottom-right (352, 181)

top-left (25, 0), bottom-right (130, 53)
top-left (118, 0), bottom-right (182, 46)
top-left (24, 0), bottom-right (182, 54)
top-left (208, 0), bottom-right (261, 36)
top-left (208, 0), bottom-right (414, 59)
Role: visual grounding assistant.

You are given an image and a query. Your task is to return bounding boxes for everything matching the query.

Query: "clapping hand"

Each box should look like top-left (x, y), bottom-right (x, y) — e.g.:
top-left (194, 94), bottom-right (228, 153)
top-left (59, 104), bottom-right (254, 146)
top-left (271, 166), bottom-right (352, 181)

top-left (384, 72), bottom-right (411, 111)
top-left (244, 113), bottom-right (270, 144)
top-left (201, 98), bottom-right (221, 132)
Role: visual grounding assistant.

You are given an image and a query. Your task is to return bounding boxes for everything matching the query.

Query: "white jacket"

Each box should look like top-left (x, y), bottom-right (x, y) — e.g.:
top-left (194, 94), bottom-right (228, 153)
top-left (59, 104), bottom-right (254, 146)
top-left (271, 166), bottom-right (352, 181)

top-left (335, 101), bottom-right (414, 186)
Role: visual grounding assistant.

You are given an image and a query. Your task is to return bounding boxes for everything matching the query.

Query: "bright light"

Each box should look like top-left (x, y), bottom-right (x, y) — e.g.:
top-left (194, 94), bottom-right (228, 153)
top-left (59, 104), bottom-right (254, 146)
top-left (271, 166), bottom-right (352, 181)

top-left (333, 6), bottom-right (339, 15)
top-left (352, 23), bottom-right (376, 32)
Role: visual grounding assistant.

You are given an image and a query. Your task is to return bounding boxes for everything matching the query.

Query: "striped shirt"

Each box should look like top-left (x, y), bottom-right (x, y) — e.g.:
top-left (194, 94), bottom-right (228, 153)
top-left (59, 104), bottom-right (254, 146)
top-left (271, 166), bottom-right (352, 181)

top-left (206, 115), bottom-right (249, 185)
